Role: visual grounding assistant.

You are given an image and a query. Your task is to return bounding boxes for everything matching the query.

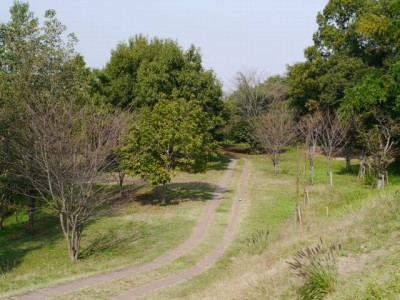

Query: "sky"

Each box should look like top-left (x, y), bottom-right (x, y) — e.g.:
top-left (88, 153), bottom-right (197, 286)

top-left (0, 0), bottom-right (328, 91)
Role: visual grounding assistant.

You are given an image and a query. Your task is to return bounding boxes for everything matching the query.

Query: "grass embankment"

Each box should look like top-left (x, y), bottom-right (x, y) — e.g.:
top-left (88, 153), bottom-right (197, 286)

top-left (144, 149), bottom-right (400, 299)
top-left (0, 155), bottom-right (231, 298)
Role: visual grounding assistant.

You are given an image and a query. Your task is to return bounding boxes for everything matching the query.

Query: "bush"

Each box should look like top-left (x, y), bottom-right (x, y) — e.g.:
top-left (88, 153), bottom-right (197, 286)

top-left (287, 239), bottom-right (339, 300)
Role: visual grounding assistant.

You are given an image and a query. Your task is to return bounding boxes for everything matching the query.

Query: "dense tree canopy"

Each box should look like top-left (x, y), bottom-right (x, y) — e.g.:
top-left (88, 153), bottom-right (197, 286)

top-left (288, 0), bottom-right (400, 185)
top-left (289, 0), bottom-right (400, 115)
top-left (95, 35), bottom-right (225, 131)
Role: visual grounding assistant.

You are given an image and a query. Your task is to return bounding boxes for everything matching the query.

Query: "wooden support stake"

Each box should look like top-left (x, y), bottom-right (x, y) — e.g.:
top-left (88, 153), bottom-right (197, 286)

top-left (304, 189), bottom-right (309, 206)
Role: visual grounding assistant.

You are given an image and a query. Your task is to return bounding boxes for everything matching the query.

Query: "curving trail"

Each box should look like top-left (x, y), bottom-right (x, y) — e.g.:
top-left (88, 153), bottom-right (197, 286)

top-left (112, 158), bottom-right (251, 300)
top-left (10, 159), bottom-right (237, 300)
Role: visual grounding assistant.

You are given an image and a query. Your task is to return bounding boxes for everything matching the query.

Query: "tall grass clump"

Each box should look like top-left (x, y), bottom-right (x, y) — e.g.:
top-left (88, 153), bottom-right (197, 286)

top-left (245, 229), bottom-right (269, 255)
top-left (287, 239), bottom-right (340, 300)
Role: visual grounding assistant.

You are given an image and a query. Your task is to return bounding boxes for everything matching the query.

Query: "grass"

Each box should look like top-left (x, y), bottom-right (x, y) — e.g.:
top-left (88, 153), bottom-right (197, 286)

top-left (53, 158), bottom-right (245, 299)
top-left (288, 240), bottom-right (340, 299)
top-left (2, 149), bottom-right (400, 299)
top-left (0, 154), bottom-right (231, 298)
top-left (141, 148), bottom-right (400, 300)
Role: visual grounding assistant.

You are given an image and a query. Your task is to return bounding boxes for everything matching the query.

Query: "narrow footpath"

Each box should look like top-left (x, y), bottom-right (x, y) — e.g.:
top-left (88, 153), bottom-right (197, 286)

top-left (11, 159), bottom-right (237, 300)
top-left (112, 158), bottom-right (251, 299)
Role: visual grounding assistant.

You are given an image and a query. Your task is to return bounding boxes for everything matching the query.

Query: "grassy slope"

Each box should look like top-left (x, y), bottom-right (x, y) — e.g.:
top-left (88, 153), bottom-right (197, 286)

top-left (144, 149), bottom-right (400, 299)
top-left (0, 155), bottom-right (230, 298)
top-left (1, 150), bottom-right (399, 299)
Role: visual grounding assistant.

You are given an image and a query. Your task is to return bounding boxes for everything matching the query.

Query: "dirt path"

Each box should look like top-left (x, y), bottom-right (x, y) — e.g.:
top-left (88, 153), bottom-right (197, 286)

top-left (112, 158), bottom-right (251, 300)
top-left (11, 159), bottom-right (237, 300)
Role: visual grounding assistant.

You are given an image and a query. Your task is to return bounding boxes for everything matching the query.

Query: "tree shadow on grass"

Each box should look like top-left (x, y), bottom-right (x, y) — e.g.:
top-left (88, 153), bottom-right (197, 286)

top-left (136, 182), bottom-right (222, 206)
top-left (79, 227), bottom-right (141, 259)
top-left (336, 164), bottom-right (360, 175)
top-left (0, 213), bottom-right (62, 275)
top-left (207, 154), bottom-right (233, 171)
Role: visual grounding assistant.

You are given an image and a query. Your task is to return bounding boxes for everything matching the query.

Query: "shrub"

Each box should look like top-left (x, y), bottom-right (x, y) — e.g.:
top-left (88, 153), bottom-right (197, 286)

top-left (287, 239), bottom-right (340, 300)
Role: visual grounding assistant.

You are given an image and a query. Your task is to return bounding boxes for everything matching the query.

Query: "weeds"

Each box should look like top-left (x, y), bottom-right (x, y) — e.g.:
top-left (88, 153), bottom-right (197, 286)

top-left (287, 239), bottom-right (340, 300)
top-left (0, 259), bottom-right (17, 276)
top-left (245, 229), bottom-right (269, 255)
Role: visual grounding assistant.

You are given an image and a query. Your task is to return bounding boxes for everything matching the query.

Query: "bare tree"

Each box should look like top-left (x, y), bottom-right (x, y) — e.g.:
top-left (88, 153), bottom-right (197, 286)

top-left (317, 109), bottom-right (350, 187)
top-left (298, 111), bottom-right (322, 186)
top-left (252, 104), bottom-right (297, 175)
top-left (357, 112), bottom-right (399, 189)
top-left (232, 70), bottom-right (269, 118)
top-left (12, 100), bottom-right (127, 261)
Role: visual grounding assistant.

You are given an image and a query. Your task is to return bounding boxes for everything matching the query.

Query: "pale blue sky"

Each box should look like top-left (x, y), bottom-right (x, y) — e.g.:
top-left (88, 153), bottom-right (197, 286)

top-left (0, 1), bottom-right (328, 90)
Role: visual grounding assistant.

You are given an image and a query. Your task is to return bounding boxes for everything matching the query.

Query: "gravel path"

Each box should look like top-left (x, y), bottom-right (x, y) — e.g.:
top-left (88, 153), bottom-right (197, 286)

top-left (112, 158), bottom-right (251, 300)
top-left (10, 159), bottom-right (237, 300)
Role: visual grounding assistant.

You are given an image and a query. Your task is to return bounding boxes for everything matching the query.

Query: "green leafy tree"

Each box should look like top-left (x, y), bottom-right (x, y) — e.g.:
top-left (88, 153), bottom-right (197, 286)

top-left (289, 0), bottom-right (400, 176)
top-left (121, 97), bottom-right (217, 204)
top-left (0, 1), bottom-right (42, 232)
top-left (0, 2), bottom-right (127, 261)
top-left (95, 35), bottom-right (225, 134)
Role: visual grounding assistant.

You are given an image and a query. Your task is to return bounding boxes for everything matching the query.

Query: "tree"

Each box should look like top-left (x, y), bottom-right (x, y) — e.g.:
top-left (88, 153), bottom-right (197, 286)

top-left (356, 112), bottom-right (399, 188)
top-left (95, 35), bottom-right (225, 138)
top-left (0, 1), bottom-right (43, 232)
top-left (11, 100), bottom-right (127, 261)
top-left (121, 98), bottom-right (217, 204)
top-left (231, 70), bottom-right (270, 118)
top-left (0, 2), bottom-right (128, 260)
top-left (226, 73), bottom-right (289, 146)
top-left (252, 103), bottom-right (297, 175)
top-left (317, 110), bottom-right (350, 186)
top-left (298, 111), bottom-right (322, 186)
top-left (288, 0), bottom-right (400, 114)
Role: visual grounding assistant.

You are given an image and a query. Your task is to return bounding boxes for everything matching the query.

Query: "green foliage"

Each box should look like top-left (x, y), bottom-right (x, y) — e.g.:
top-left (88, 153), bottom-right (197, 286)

top-left (289, 0), bottom-right (400, 115)
top-left (121, 98), bottom-right (218, 186)
top-left (95, 35), bottom-right (225, 136)
top-left (288, 240), bottom-right (340, 300)
top-left (226, 73), bottom-right (289, 145)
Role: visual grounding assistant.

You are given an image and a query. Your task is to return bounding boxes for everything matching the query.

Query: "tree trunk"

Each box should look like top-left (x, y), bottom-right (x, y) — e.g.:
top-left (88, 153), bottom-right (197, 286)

top-left (26, 198), bottom-right (36, 233)
top-left (296, 146), bottom-right (301, 224)
top-left (59, 212), bottom-right (83, 261)
top-left (346, 156), bottom-right (351, 172)
top-left (377, 173), bottom-right (384, 189)
top-left (358, 154), bottom-right (366, 179)
top-left (326, 158), bottom-right (332, 187)
top-left (310, 160), bottom-right (315, 185)
top-left (161, 183), bottom-right (168, 205)
top-left (118, 170), bottom-right (125, 196)
top-left (309, 142), bottom-right (316, 185)
top-left (303, 146), bottom-right (309, 206)
top-left (273, 152), bottom-right (279, 175)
